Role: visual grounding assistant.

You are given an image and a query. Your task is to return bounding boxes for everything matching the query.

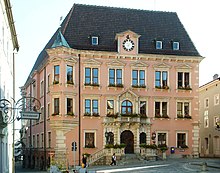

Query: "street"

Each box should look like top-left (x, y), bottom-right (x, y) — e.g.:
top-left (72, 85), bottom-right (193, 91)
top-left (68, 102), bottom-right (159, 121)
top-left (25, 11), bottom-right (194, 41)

top-left (16, 158), bottom-right (220, 173)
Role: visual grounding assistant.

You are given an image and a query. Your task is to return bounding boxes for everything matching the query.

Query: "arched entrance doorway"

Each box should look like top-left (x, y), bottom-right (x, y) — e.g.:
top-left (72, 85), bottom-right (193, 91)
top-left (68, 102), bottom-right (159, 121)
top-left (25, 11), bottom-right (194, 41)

top-left (120, 130), bottom-right (134, 154)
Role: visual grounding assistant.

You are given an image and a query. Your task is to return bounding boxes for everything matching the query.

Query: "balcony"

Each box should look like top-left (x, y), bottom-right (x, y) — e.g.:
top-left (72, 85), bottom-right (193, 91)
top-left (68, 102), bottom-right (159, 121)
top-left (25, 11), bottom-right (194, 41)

top-left (104, 114), bottom-right (150, 124)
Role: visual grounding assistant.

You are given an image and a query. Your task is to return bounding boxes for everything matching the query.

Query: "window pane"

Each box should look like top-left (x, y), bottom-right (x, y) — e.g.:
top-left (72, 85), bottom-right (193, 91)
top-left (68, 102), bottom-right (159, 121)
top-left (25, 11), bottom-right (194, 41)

top-left (85, 99), bottom-right (91, 113)
top-left (116, 69), bottom-right (122, 84)
top-left (178, 72), bottom-right (183, 87)
top-left (140, 101), bottom-right (146, 115)
top-left (132, 70), bottom-right (138, 85)
top-left (155, 71), bottom-right (161, 87)
top-left (184, 102), bottom-right (189, 115)
top-left (121, 100), bottom-right (132, 114)
top-left (85, 68), bottom-right (91, 84)
top-left (67, 98), bottom-right (73, 113)
top-left (177, 102), bottom-right (183, 116)
top-left (140, 132), bottom-right (146, 144)
top-left (109, 69), bottom-right (115, 84)
top-left (184, 73), bottom-right (190, 87)
top-left (162, 102), bottom-right (167, 116)
top-left (93, 68), bottom-right (98, 84)
top-left (139, 70), bottom-right (145, 85)
top-left (67, 65), bottom-right (73, 82)
top-left (92, 100), bottom-right (98, 114)
top-left (158, 133), bottom-right (166, 145)
top-left (162, 71), bottom-right (167, 86)
top-left (107, 100), bottom-right (114, 114)
top-left (54, 98), bottom-right (59, 114)
top-left (155, 102), bottom-right (160, 116)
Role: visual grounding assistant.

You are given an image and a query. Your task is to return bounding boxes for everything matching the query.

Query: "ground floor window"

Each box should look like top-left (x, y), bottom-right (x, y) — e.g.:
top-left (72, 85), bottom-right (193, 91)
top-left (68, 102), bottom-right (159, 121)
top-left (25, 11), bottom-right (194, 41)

top-left (85, 132), bottom-right (95, 148)
top-left (177, 133), bottom-right (186, 148)
top-left (158, 133), bottom-right (166, 145)
top-left (140, 132), bottom-right (146, 144)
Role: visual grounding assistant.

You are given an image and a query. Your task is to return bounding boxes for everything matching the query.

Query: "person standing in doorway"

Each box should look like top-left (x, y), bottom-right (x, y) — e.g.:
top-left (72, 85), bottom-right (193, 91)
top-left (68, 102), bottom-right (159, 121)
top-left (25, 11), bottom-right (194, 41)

top-left (110, 153), bottom-right (116, 166)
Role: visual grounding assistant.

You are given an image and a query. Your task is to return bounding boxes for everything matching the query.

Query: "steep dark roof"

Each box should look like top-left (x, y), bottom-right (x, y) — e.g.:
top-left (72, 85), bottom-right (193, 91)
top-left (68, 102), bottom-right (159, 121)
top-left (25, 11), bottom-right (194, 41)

top-left (62, 4), bottom-right (200, 56)
top-left (25, 4), bottom-right (201, 86)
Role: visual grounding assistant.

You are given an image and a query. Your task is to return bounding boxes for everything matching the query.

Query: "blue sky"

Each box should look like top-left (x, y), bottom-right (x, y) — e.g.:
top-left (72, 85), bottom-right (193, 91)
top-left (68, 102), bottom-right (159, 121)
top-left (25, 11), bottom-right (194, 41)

top-left (11, 0), bottom-right (220, 99)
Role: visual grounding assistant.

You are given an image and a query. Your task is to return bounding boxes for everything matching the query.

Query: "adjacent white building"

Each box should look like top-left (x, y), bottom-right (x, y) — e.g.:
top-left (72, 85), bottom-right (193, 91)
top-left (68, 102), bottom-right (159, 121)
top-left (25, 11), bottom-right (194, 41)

top-left (0, 0), bottom-right (19, 173)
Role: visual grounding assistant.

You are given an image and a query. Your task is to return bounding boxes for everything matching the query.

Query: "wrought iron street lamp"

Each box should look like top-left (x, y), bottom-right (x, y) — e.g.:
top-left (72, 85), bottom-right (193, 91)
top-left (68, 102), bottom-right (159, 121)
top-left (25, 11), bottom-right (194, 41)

top-left (0, 96), bottom-right (41, 172)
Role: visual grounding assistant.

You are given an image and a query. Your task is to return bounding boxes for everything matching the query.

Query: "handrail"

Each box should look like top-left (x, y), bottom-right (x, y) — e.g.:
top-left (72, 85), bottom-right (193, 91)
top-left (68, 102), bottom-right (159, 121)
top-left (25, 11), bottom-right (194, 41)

top-left (88, 148), bottom-right (106, 165)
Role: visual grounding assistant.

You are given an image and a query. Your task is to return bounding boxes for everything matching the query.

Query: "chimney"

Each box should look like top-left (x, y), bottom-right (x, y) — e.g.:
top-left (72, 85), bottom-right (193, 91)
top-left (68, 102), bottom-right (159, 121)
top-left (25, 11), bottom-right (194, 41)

top-left (213, 74), bottom-right (219, 80)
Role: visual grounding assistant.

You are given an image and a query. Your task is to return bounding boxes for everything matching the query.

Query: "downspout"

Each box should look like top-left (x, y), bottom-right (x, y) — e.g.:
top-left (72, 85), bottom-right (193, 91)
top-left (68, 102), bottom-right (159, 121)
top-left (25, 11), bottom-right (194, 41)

top-left (78, 54), bottom-right (81, 165)
top-left (43, 67), bottom-right (47, 170)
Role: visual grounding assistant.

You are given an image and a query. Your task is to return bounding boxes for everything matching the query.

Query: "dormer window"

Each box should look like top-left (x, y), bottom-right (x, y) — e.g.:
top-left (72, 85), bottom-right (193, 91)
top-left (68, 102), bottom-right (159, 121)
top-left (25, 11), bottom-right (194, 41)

top-left (91, 36), bottom-right (98, 45)
top-left (173, 42), bottom-right (179, 50)
top-left (156, 41), bottom-right (162, 49)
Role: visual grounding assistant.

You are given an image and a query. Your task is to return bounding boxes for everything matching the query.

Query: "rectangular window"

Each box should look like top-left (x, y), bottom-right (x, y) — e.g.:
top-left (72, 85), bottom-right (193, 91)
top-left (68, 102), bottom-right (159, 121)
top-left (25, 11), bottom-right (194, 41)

top-left (48, 103), bottom-right (50, 117)
top-left (173, 42), bottom-right (179, 50)
top-left (177, 102), bottom-right (190, 117)
top-left (158, 133), bottom-right (166, 145)
top-left (37, 134), bottom-right (39, 148)
top-left (91, 36), bottom-right (98, 45)
top-left (178, 72), bottom-right (190, 88)
top-left (54, 65), bottom-right (60, 83)
top-left (177, 133), bottom-right (186, 148)
top-left (155, 101), bottom-right (168, 117)
top-left (48, 132), bottom-right (51, 148)
top-left (204, 116), bottom-right (209, 128)
top-left (85, 99), bottom-right (99, 116)
top-left (67, 65), bottom-right (73, 84)
top-left (33, 135), bottom-right (35, 148)
top-left (132, 70), bottom-right (145, 86)
top-left (109, 69), bottom-right (122, 86)
top-left (214, 94), bottom-right (219, 106)
top-left (40, 81), bottom-right (44, 97)
top-left (67, 98), bottom-right (73, 114)
top-left (85, 68), bottom-right (99, 85)
top-left (107, 100), bottom-right (114, 114)
top-left (41, 133), bottom-right (44, 148)
top-left (205, 98), bottom-right (209, 108)
top-left (85, 132), bottom-right (95, 148)
top-left (40, 107), bottom-right (44, 121)
top-left (47, 74), bottom-right (50, 92)
top-left (155, 71), bottom-right (168, 88)
top-left (140, 101), bottom-right (146, 116)
top-left (156, 41), bottom-right (162, 49)
top-left (54, 98), bottom-right (59, 115)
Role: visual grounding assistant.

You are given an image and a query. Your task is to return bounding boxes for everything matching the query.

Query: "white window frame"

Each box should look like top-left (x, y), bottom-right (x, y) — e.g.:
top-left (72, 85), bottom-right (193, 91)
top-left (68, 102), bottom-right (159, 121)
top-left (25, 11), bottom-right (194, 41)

top-left (156, 131), bottom-right (168, 146)
top-left (92, 36), bottom-right (98, 45)
top-left (154, 99), bottom-right (169, 117)
top-left (176, 100), bottom-right (191, 117)
top-left (214, 94), bottom-right (219, 106)
top-left (156, 41), bottom-right (162, 49)
top-left (204, 116), bottom-right (209, 128)
top-left (204, 98), bottom-right (209, 108)
top-left (176, 131), bottom-right (188, 148)
top-left (84, 130), bottom-right (96, 148)
top-left (173, 42), bottom-right (179, 50)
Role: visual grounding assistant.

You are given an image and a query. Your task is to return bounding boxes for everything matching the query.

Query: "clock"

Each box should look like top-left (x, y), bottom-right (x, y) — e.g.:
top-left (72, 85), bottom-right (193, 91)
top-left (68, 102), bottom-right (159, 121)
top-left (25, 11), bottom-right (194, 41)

top-left (122, 39), bottom-right (135, 51)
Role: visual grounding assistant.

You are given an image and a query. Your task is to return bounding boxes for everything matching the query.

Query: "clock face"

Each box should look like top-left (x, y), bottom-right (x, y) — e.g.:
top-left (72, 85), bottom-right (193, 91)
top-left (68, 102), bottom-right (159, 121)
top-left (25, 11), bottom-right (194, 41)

top-left (123, 39), bottom-right (135, 51)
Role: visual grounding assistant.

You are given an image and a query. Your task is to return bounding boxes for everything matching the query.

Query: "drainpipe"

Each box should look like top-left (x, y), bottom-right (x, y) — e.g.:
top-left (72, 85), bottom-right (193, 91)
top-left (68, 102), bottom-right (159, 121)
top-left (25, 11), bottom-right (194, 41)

top-left (78, 54), bottom-right (81, 165)
top-left (43, 67), bottom-right (47, 170)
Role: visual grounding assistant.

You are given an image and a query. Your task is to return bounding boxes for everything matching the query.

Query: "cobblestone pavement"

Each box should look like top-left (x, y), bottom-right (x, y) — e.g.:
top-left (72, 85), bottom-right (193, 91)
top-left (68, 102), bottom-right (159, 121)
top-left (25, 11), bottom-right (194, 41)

top-left (16, 158), bottom-right (220, 173)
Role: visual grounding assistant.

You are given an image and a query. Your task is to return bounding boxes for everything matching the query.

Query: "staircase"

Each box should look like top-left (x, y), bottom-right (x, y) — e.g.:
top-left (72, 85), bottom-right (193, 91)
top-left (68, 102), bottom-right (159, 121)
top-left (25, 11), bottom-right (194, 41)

top-left (118, 154), bottom-right (146, 166)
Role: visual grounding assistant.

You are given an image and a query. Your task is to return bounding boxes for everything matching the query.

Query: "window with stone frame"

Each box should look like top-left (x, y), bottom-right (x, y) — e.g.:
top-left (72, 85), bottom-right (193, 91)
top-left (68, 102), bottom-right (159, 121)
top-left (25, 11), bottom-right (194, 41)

top-left (177, 72), bottom-right (190, 89)
top-left (155, 101), bottom-right (168, 118)
top-left (85, 67), bottom-right (99, 85)
top-left (140, 101), bottom-right (146, 116)
top-left (54, 65), bottom-right (60, 83)
top-left (177, 102), bottom-right (190, 118)
top-left (66, 65), bottom-right (73, 84)
top-left (109, 69), bottom-right (122, 86)
top-left (177, 133), bottom-right (186, 148)
top-left (48, 132), bottom-right (51, 148)
top-left (85, 99), bottom-right (99, 116)
top-left (140, 132), bottom-right (146, 144)
top-left (155, 71), bottom-right (168, 88)
top-left (132, 70), bottom-right (145, 87)
top-left (67, 98), bottom-right (73, 114)
top-left (158, 133), bottom-right (167, 145)
top-left (54, 98), bottom-right (59, 115)
top-left (121, 100), bottom-right (133, 115)
top-left (107, 100), bottom-right (114, 115)
top-left (85, 132), bottom-right (95, 148)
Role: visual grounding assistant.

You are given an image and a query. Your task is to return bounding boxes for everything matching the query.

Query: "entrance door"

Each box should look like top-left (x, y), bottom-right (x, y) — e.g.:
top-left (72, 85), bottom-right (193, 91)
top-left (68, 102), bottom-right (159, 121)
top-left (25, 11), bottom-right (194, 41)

top-left (120, 130), bottom-right (134, 154)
